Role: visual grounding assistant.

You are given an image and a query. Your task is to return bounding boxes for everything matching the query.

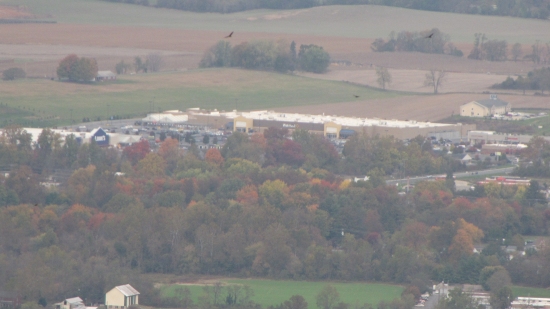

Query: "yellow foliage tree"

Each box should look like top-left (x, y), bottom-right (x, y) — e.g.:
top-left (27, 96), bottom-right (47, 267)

top-left (258, 179), bottom-right (289, 209)
top-left (67, 165), bottom-right (95, 204)
top-left (457, 218), bottom-right (484, 243)
top-left (136, 153), bottom-right (166, 177)
top-left (448, 229), bottom-right (474, 261)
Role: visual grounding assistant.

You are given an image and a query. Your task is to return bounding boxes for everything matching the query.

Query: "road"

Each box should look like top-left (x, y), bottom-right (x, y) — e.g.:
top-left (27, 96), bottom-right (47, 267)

top-left (417, 293), bottom-right (441, 309)
top-left (386, 166), bottom-right (516, 186)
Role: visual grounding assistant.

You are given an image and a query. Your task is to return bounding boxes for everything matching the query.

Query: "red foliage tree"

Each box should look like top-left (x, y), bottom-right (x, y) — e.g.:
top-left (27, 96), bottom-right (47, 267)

top-left (273, 139), bottom-right (305, 167)
top-left (122, 140), bottom-right (150, 165)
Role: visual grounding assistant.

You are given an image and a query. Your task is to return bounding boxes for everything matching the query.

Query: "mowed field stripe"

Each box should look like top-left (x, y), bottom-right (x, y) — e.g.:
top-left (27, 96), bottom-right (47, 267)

top-left (0, 69), bottom-right (401, 125)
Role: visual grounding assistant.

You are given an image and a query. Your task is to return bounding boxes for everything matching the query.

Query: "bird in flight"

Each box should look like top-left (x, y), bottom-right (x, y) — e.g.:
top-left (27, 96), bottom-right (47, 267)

top-left (425, 33), bottom-right (434, 39)
top-left (353, 95), bottom-right (360, 98)
top-left (225, 31), bottom-right (234, 38)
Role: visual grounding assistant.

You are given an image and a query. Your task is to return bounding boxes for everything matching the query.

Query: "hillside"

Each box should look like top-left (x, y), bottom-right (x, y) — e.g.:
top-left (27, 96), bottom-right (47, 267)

top-left (1, 1), bottom-right (548, 42)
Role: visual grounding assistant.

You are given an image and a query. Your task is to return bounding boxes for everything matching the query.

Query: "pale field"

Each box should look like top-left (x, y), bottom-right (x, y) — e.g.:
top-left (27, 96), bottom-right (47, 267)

top-left (299, 68), bottom-right (510, 94)
top-left (274, 93), bottom-right (550, 122)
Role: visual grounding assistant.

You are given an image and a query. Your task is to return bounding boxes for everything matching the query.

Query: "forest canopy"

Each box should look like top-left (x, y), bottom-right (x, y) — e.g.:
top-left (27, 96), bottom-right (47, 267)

top-left (0, 126), bottom-right (549, 308)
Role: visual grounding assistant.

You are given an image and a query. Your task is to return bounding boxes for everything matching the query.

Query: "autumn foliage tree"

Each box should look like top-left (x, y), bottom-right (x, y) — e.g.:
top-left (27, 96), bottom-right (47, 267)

top-left (205, 148), bottom-right (224, 166)
top-left (57, 54), bottom-right (98, 82)
top-left (123, 140), bottom-right (151, 165)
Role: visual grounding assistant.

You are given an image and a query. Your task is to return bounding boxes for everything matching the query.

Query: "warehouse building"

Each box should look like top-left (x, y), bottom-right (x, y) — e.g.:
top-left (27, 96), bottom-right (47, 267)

top-left (180, 108), bottom-right (475, 140)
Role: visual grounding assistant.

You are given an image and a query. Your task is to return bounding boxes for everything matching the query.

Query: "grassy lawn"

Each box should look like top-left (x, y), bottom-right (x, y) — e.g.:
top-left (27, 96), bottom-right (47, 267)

top-left (0, 104), bottom-right (59, 127)
top-left (512, 286), bottom-right (550, 298)
top-left (516, 115), bottom-right (550, 136)
top-left (440, 114), bottom-right (550, 137)
top-left (161, 279), bottom-right (403, 308)
top-left (0, 68), bottom-right (400, 127)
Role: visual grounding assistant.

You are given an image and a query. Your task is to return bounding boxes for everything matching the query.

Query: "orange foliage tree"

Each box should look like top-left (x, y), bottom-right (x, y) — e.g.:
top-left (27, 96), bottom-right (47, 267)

top-left (205, 148), bottom-right (224, 166)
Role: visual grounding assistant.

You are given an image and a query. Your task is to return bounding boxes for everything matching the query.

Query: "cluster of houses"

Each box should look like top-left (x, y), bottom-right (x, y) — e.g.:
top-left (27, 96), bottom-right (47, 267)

top-left (425, 282), bottom-right (550, 309)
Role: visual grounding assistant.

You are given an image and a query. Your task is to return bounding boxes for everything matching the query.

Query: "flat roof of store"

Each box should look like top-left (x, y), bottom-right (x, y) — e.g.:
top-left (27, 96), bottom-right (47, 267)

top-left (191, 110), bottom-right (454, 129)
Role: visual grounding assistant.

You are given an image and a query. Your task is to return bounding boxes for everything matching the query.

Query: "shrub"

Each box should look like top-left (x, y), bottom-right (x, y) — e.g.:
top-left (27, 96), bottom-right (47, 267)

top-left (3, 67), bottom-right (26, 80)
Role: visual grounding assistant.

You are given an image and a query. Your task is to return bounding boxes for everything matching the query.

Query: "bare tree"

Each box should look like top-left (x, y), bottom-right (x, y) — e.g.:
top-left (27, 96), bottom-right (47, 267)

top-left (482, 39), bottom-right (508, 61)
top-left (424, 70), bottom-right (447, 94)
top-left (526, 40), bottom-right (542, 64)
top-left (212, 281), bottom-right (223, 306)
top-left (146, 53), bottom-right (164, 72)
top-left (511, 43), bottom-right (522, 62)
top-left (375, 66), bottom-right (392, 90)
top-left (316, 285), bottom-right (340, 309)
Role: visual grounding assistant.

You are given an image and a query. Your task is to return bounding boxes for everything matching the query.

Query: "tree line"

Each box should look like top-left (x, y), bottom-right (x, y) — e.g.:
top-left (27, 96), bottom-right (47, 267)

top-left (0, 126), bottom-right (549, 309)
top-left (103, 0), bottom-right (550, 19)
top-left (372, 30), bottom-right (550, 65)
top-left (200, 40), bottom-right (330, 74)
top-left (371, 28), bottom-right (462, 57)
top-left (492, 67), bottom-right (550, 94)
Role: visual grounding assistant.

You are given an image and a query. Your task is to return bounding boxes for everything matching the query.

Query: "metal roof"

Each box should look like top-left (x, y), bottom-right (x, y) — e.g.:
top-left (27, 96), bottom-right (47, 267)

top-left (115, 284), bottom-right (140, 296)
top-left (475, 99), bottom-right (509, 108)
top-left (97, 71), bottom-right (116, 77)
top-left (65, 297), bottom-right (83, 304)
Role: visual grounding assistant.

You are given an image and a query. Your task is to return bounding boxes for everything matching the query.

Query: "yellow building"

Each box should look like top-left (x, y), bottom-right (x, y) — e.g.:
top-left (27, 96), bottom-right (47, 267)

top-left (460, 96), bottom-right (511, 117)
top-left (105, 284), bottom-right (139, 309)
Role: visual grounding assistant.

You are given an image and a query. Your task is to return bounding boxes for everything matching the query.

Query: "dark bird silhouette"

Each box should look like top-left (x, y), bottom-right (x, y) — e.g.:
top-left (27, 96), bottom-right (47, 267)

top-left (353, 95), bottom-right (360, 98)
top-left (34, 204), bottom-right (38, 206)
top-left (425, 33), bottom-right (434, 39)
top-left (225, 31), bottom-right (234, 38)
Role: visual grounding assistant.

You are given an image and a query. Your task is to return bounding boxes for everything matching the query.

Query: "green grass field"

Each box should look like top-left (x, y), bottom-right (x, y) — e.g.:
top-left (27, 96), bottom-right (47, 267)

top-left (440, 114), bottom-right (550, 136)
top-left (4, 0), bottom-right (550, 43)
top-left (512, 286), bottom-right (550, 298)
top-left (0, 68), bottom-right (400, 127)
top-left (161, 279), bottom-right (403, 308)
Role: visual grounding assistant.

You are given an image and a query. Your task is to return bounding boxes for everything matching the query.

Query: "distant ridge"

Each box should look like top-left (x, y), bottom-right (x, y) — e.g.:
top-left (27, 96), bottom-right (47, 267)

top-left (0, 19), bottom-right (56, 24)
top-left (103, 0), bottom-right (550, 20)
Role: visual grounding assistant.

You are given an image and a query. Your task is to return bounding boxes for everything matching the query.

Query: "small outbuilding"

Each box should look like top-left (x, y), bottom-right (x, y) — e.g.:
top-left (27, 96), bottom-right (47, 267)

top-left (96, 71), bottom-right (117, 81)
top-left (0, 291), bottom-right (22, 309)
top-left (105, 284), bottom-right (139, 309)
top-left (54, 297), bottom-right (85, 309)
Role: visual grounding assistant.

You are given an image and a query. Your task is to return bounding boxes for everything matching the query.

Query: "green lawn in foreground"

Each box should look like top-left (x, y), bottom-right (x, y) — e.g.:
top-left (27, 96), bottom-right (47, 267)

top-left (512, 286), bottom-right (550, 298)
top-left (161, 279), bottom-right (403, 309)
top-left (0, 69), bottom-right (401, 127)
